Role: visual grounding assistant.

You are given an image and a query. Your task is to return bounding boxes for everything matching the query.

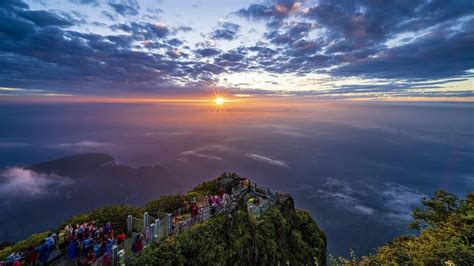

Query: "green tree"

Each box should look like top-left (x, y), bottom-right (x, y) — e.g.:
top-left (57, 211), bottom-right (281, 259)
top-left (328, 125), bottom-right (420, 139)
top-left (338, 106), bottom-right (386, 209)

top-left (144, 194), bottom-right (186, 215)
top-left (61, 204), bottom-right (142, 230)
top-left (410, 190), bottom-right (459, 231)
top-left (361, 190), bottom-right (474, 265)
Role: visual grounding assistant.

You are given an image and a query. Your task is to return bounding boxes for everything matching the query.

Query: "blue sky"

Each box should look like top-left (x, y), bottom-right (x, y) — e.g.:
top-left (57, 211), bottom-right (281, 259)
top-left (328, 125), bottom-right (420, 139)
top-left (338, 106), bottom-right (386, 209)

top-left (0, 0), bottom-right (473, 100)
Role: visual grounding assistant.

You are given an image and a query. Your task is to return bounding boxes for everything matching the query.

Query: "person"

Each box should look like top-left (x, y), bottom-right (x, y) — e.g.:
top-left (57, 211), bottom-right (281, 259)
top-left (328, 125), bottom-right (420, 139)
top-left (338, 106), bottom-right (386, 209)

top-left (210, 196), bottom-right (217, 215)
top-left (57, 230), bottom-right (67, 250)
top-left (81, 250), bottom-right (96, 265)
top-left (35, 240), bottom-right (50, 266)
top-left (191, 203), bottom-right (199, 219)
top-left (102, 251), bottom-right (111, 266)
top-left (131, 234), bottom-right (143, 253)
top-left (207, 195), bottom-right (212, 206)
top-left (104, 222), bottom-right (112, 236)
top-left (93, 242), bottom-right (101, 258)
top-left (6, 252), bottom-right (21, 266)
top-left (104, 239), bottom-right (114, 253)
top-left (82, 236), bottom-right (94, 254)
top-left (25, 246), bottom-right (38, 266)
top-left (67, 239), bottom-right (79, 260)
top-left (116, 231), bottom-right (126, 245)
top-left (45, 233), bottom-right (55, 251)
top-left (218, 189), bottom-right (224, 199)
top-left (71, 224), bottom-right (78, 240)
top-left (221, 193), bottom-right (228, 205)
top-left (64, 225), bottom-right (72, 240)
top-left (11, 257), bottom-right (21, 266)
top-left (77, 224), bottom-right (85, 239)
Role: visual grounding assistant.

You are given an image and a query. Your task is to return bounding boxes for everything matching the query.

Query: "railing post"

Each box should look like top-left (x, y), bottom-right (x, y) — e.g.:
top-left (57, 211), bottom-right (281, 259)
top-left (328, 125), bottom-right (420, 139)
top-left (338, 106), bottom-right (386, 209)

top-left (111, 244), bottom-right (118, 266)
top-left (143, 212), bottom-right (149, 232)
top-left (150, 223), bottom-right (156, 241)
top-left (154, 219), bottom-right (160, 239)
top-left (127, 215), bottom-right (132, 234)
top-left (167, 213), bottom-right (172, 235)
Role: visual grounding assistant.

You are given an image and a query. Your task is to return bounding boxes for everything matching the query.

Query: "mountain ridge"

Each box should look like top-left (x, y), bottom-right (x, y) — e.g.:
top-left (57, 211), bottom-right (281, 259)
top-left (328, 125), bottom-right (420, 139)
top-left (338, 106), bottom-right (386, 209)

top-left (0, 153), bottom-right (182, 242)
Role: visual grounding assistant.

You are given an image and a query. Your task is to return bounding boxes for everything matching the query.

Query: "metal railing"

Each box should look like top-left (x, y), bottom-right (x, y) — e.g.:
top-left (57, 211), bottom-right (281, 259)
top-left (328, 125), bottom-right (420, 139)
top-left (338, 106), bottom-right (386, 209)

top-left (90, 180), bottom-right (276, 265)
top-left (0, 180), bottom-right (273, 266)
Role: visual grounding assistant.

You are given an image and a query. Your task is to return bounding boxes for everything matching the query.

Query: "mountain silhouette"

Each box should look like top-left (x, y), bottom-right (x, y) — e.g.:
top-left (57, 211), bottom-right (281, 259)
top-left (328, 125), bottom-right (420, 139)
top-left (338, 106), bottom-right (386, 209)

top-left (0, 153), bottom-right (183, 242)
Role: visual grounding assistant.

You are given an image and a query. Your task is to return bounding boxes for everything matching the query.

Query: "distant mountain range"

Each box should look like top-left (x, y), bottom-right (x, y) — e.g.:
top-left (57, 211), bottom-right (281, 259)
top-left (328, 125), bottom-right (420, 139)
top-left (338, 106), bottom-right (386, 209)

top-left (0, 153), bottom-right (184, 242)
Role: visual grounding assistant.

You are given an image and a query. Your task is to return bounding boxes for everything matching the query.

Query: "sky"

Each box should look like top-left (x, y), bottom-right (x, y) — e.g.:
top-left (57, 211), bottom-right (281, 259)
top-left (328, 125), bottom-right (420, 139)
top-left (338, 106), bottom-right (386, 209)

top-left (0, 0), bottom-right (473, 101)
top-left (1, 0), bottom-right (473, 256)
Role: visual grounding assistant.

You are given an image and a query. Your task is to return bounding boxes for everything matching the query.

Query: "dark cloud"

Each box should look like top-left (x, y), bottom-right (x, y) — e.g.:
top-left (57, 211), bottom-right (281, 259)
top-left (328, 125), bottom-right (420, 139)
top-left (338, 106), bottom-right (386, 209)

top-left (101, 10), bottom-right (116, 20)
top-left (112, 22), bottom-right (170, 40)
top-left (167, 38), bottom-right (183, 46)
top-left (196, 48), bottom-right (221, 57)
top-left (0, 1), bottom-right (227, 95)
top-left (236, 0), bottom-right (474, 83)
top-left (17, 10), bottom-right (73, 27)
top-left (0, 0), bottom-right (473, 97)
top-left (331, 18), bottom-right (474, 80)
top-left (237, 0), bottom-right (302, 22)
top-left (210, 21), bottom-right (240, 41)
top-left (0, 0), bottom-right (28, 10)
top-left (0, 1), bottom-right (73, 39)
top-left (69, 0), bottom-right (99, 6)
top-left (108, 3), bottom-right (139, 16)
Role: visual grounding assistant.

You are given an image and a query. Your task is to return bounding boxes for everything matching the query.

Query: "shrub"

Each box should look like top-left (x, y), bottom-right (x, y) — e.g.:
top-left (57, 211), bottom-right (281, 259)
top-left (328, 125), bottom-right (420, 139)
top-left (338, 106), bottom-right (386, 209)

top-left (61, 204), bottom-right (142, 230)
top-left (144, 195), bottom-right (186, 216)
top-left (0, 232), bottom-right (49, 260)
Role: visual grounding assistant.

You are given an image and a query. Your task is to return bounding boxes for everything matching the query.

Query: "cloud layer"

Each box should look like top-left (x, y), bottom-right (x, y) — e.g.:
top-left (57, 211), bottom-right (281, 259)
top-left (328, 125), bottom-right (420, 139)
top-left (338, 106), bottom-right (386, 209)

top-left (246, 153), bottom-right (289, 168)
top-left (49, 140), bottom-right (114, 151)
top-left (0, 167), bottom-right (73, 197)
top-left (293, 177), bottom-right (426, 223)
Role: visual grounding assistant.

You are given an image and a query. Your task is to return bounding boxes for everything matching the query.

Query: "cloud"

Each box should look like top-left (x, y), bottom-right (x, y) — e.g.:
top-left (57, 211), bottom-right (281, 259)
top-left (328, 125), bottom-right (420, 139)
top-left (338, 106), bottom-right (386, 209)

top-left (0, 1), bottom-right (224, 95)
top-left (0, 142), bottom-right (31, 148)
top-left (210, 21), bottom-right (240, 41)
top-left (177, 143), bottom-right (236, 162)
top-left (292, 177), bottom-right (376, 216)
top-left (0, 0), bottom-right (473, 98)
top-left (464, 175), bottom-right (474, 186)
top-left (379, 183), bottom-right (426, 224)
top-left (179, 150), bottom-right (223, 161)
top-left (0, 168), bottom-right (73, 197)
top-left (330, 21), bottom-right (474, 80)
top-left (234, 0), bottom-right (474, 92)
top-left (108, 3), bottom-right (139, 16)
top-left (69, 0), bottom-right (99, 6)
top-left (245, 153), bottom-right (289, 168)
top-left (275, 130), bottom-right (308, 138)
top-left (195, 48), bottom-right (221, 57)
top-left (49, 140), bottom-right (113, 150)
top-left (354, 205), bottom-right (375, 215)
top-left (112, 22), bottom-right (170, 40)
top-left (237, 0), bottom-right (302, 22)
top-left (141, 131), bottom-right (188, 136)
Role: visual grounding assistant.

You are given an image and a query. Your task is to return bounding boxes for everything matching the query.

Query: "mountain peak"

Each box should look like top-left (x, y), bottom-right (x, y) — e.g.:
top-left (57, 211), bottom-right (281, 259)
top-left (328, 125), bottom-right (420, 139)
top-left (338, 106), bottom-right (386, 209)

top-left (29, 153), bottom-right (115, 177)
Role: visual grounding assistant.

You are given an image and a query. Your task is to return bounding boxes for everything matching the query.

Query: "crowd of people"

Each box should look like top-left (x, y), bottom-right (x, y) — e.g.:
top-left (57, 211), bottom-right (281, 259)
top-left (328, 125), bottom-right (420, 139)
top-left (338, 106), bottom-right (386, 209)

top-left (171, 190), bottom-right (234, 233)
top-left (2, 179), bottom-right (255, 266)
top-left (1, 221), bottom-right (127, 266)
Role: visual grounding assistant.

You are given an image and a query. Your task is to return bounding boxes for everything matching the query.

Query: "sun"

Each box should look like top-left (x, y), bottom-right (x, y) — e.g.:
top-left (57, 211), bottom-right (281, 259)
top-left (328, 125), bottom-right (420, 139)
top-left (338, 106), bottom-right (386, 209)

top-left (214, 96), bottom-right (225, 106)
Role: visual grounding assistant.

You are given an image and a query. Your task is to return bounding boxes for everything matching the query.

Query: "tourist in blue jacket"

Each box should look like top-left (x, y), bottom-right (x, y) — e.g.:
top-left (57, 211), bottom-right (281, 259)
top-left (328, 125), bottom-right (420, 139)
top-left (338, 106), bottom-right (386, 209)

top-left (35, 240), bottom-right (50, 266)
top-left (67, 239), bottom-right (79, 260)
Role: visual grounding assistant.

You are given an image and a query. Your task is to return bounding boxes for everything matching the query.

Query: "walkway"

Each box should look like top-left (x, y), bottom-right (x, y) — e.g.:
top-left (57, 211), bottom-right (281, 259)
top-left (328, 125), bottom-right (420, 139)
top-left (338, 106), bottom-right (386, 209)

top-left (117, 180), bottom-right (277, 265)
